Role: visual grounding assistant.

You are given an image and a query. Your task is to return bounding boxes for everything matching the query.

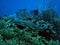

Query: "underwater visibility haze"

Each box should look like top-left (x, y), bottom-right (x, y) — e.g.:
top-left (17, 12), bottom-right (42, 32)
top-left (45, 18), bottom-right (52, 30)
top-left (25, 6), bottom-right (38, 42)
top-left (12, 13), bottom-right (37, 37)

top-left (0, 0), bottom-right (60, 15)
top-left (0, 0), bottom-right (60, 45)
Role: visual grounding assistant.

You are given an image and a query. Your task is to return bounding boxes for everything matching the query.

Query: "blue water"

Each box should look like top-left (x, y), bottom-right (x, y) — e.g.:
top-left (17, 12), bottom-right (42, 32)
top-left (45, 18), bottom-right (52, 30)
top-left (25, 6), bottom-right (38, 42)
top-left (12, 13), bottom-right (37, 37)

top-left (0, 0), bottom-right (60, 15)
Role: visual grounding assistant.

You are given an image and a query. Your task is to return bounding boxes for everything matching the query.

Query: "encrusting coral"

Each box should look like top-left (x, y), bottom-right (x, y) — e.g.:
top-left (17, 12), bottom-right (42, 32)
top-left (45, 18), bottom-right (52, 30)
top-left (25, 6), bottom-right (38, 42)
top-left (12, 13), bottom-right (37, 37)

top-left (0, 9), bottom-right (60, 45)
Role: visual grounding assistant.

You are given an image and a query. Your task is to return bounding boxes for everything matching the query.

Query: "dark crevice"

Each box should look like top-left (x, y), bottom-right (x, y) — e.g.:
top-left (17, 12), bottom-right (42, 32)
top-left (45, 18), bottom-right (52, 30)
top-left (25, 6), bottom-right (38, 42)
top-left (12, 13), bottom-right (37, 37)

top-left (15, 24), bottom-right (26, 30)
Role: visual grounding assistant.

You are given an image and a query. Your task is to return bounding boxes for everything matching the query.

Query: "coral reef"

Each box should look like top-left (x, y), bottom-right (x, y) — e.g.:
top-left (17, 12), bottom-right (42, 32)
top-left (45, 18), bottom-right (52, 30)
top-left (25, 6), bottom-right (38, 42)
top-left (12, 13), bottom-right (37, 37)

top-left (0, 9), bottom-right (60, 45)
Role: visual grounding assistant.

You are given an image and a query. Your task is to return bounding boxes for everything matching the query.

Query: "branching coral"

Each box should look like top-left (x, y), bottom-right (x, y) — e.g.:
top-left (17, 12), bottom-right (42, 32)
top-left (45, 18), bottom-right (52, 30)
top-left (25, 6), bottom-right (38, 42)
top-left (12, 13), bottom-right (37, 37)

top-left (0, 9), bottom-right (60, 45)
